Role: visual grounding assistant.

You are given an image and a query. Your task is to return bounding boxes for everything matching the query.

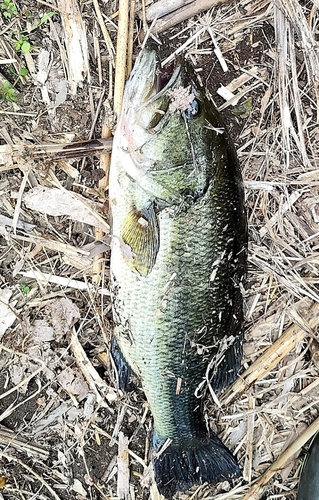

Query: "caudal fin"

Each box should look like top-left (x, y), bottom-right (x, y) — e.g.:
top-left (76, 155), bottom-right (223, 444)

top-left (153, 434), bottom-right (240, 498)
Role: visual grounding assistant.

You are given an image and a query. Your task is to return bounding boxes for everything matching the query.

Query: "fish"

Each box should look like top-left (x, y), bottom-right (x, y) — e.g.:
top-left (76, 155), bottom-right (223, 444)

top-left (297, 432), bottom-right (319, 500)
top-left (109, 47), bottom-right (247, 498)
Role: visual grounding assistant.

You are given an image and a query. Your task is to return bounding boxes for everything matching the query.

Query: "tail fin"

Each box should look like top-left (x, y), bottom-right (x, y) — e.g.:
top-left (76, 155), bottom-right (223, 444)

top-left (153, 434), bottom-right (240, 498)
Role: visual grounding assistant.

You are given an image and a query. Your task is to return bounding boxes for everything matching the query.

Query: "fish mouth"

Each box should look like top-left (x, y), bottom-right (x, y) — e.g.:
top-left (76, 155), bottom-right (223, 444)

top-left (147, 56), bottom-right (183, 107)
top-left (126, 48), bottom-right (182, 106)
top-left (155, 62), bottom-right (176, 93)
top-left (125, 48), bottom-right (199, 133)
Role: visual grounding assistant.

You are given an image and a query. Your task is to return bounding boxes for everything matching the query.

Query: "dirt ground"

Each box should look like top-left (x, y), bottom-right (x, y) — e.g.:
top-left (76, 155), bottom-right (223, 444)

top-left (1, 0), bottom-right (319, 499)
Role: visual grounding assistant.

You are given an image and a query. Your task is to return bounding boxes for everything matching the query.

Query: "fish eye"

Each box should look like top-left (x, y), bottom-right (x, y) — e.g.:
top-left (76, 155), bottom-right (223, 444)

top-left (184, 99), bottom-right (200, 119)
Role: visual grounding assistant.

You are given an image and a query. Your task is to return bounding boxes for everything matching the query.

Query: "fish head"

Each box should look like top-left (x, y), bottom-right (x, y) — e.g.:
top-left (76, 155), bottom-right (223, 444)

top-left (117, 48), bottom-right (223, 205)
top-left (122, 48), bottom-right (200, 127)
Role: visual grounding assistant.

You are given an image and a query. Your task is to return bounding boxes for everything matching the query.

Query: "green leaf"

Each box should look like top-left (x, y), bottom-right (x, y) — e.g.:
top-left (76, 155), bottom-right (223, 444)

top-left (19, 283), bottom-right (31, 294)
top-left (21, 41), bottom-right (31, 53)
top-left (38, 11), bottom-right (57, 26)
top-left (0, 80), bottom-right (17, 102)
top-left (18, 67), bottom-right (28, 76)
top-left (29, 10), bottom-right (57, 31)
top-left (0, 0), bottom-right (17, 17)
top-left (231, 98), bottom-right (253, 118)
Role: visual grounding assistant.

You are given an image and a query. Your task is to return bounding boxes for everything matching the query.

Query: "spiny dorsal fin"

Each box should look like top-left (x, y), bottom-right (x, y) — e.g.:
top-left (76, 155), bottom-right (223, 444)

top-left (121, 203), bottom-right (159, 276)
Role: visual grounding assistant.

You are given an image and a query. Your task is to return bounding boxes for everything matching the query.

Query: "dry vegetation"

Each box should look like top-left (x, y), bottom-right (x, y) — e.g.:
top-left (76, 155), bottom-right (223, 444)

top-left (1, 0), bottom-right (319, 499)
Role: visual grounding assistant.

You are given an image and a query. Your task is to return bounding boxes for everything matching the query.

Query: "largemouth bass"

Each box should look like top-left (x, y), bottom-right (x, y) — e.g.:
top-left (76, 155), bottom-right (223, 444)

top-left (109, 47), bottom-right (247, 497)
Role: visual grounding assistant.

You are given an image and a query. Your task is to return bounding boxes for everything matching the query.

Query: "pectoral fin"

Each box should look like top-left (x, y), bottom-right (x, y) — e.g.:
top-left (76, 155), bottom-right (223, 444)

top-left (120, 203), bottom-right (159, 276)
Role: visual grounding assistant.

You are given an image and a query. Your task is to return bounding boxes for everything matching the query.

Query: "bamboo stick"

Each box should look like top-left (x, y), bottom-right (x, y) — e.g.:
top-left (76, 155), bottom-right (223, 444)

top-left (243, 417), bottom-right (319, 500)
top-left (146, 0), bottom-right (193, 21)
top-left (56, 0), bottom-right (90, 94)
top-left (0, 425), bottom-right (50, 460)
top-left (222, 298), bottom-right (317, 406)
top-left (92, 114), bottom-right (113, 284)
top-left (0, 138), bottom-right (113, 168)
top-left (93, 0), bottom-right (115, 64)
top-left (147, 0), bottom-right (228, 34)
top-left (126, 0), bottom-right (136, 76)
top-left (114, 0), bottom-right (130, 117)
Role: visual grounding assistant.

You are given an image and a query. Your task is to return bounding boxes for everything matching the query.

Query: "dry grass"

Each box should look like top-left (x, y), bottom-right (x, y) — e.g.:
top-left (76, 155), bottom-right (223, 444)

top-left (1, 0), bottom-right (319, 499)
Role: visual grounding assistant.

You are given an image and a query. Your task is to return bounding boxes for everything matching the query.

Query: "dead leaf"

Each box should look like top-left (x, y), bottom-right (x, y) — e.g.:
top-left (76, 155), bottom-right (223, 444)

top-left (36, 49), bottom-right (51, 85)
top-left (46, 297), bottom-right (81, 341)
top-left (72, 478), bottom-right (87, 497)
top-left (0, 288), bottom-right (17, 340)
top-left (24, 186), bottom-right (107, 231)
top-left (8, 354), bottom-right (45, 393)
top-left (83, 393), bottom-right (96, 419)
top-left (30, 320), bottom-right (55, 342)
top-left (57, 366), bottom-right (90, 398)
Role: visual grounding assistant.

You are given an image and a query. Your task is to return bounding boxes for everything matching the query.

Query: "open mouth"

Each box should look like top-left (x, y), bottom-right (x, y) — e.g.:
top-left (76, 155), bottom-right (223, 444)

top-left (156, 62), bottom-right (176, 93)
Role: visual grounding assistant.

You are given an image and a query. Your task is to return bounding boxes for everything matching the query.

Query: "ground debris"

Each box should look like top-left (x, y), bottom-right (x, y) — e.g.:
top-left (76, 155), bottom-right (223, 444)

top-left (1, 0), bottom-right (319, 499)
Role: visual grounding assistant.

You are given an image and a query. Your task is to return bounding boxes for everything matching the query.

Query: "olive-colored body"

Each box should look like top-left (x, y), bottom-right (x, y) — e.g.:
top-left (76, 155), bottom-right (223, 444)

top-left (109, 48), bottom-right (247, 497)
top-left (297, 433), bottom-right (319, 500)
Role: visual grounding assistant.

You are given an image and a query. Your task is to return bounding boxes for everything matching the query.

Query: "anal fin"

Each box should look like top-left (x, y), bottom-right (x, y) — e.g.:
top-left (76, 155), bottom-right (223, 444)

top-left (210, 334), bottom-right (243, 392)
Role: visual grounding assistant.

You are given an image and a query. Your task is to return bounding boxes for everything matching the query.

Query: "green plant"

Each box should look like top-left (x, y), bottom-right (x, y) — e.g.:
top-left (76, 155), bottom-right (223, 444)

top-left (8, 64), bottom-right (27, 77)
top-left (0, 68), bottom-right (28, 102)
top-left (8, 10), bottom-right (57, 56)
top-left (0, 81), bottom-right (17, 102)
top-left (0, 0), bottom-right (17, 18)
top-left (231, 98), bottom-right (252, 118)
top-left (19, 283), bottom-right (31, 294)
top-left (37, 11), bottom-right (57, 27)
top-left (29, 11), bottom-right (58, 32)
top-left (13, 33), bottom-right (31, 53)
top-left (17, 67), bottom-right (28, 77)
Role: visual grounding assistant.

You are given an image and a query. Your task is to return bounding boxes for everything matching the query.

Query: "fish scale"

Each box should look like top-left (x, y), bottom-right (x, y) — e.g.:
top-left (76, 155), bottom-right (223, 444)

top-left (109, 47), bottom-right (247, 497)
